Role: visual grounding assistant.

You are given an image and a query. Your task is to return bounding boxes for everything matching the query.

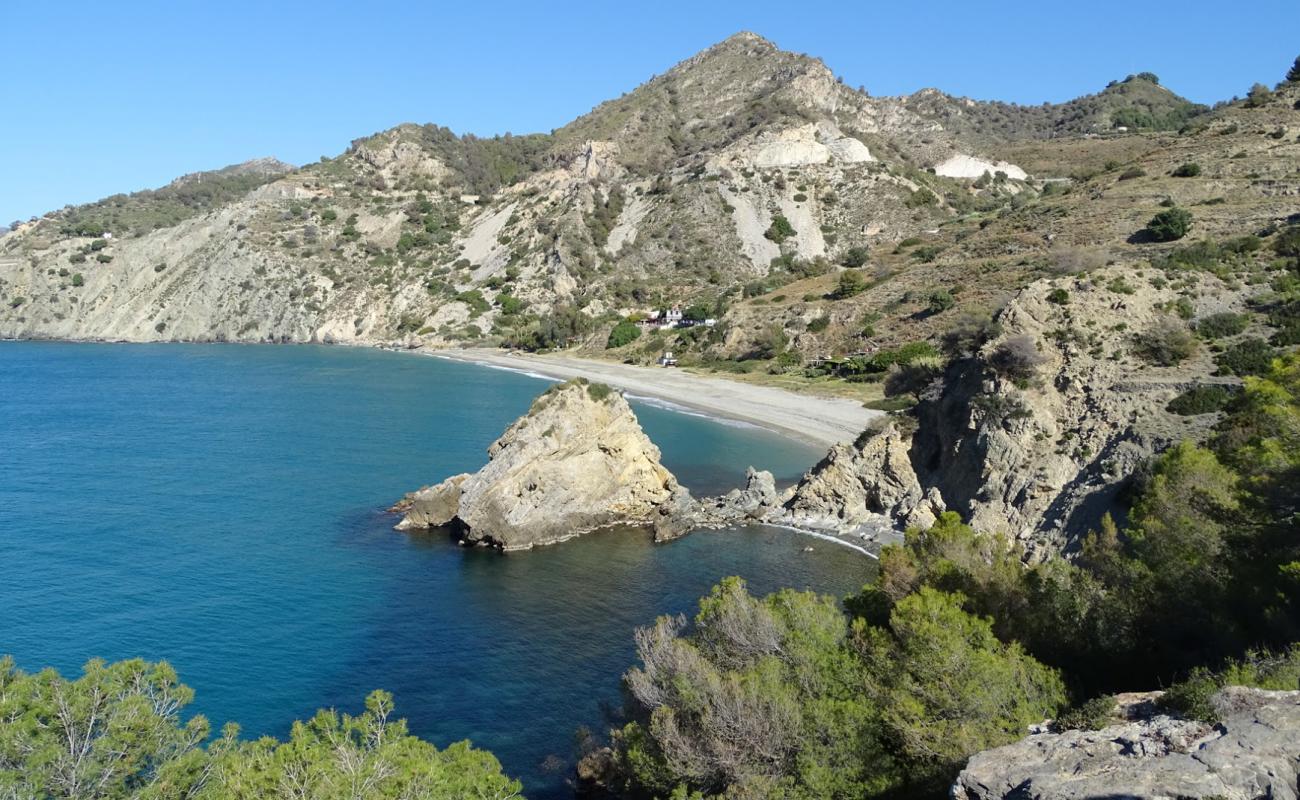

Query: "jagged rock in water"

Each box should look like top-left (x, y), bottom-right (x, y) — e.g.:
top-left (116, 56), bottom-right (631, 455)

top-left (952, 687), bottom-right (1300, 800)
top-left (692, 467), bottom-right (781, 525)
top-left (394, 379), bottom-right (687, 549)
top-left (779, 420), bottom-right (941, 532)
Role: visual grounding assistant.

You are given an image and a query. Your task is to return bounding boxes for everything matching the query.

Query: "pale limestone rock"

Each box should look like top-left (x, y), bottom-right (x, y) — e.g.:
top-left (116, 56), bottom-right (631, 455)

top-left (395, 380), bottom-right (684, 549)
top-left (934, 153), bottom-right (1028, 180)
top-left (392, 474), bottom-right (468, 530)
top-left (953, 687), bottom-right (1300, 800)
top-left (780, 421), bottom-right (931, 530)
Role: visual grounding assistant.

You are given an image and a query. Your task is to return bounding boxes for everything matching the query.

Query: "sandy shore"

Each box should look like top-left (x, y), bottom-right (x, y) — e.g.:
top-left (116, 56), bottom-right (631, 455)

top-left (433, 348), bottom-right (879, 448)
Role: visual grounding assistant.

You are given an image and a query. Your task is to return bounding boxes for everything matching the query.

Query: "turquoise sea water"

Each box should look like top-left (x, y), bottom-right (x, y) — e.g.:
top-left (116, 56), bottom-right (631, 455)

top-left (0, 342), bottom-right (873, 797)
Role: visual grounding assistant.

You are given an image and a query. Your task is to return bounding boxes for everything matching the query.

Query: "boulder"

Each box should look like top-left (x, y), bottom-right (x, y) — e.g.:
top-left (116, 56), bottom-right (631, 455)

top-left (952, 687), bottom-right (1300, 800)
top-left (395, 379), bottom-right (687, 550)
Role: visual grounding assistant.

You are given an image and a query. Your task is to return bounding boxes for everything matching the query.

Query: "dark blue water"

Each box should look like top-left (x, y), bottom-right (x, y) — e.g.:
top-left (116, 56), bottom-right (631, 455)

top-left (0, 342), bottom-right (873, 797)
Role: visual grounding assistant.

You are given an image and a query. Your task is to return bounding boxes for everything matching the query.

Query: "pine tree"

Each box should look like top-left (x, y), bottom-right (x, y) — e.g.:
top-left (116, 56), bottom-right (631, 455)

top-left (1287, 55), bottom-right (1300, 83)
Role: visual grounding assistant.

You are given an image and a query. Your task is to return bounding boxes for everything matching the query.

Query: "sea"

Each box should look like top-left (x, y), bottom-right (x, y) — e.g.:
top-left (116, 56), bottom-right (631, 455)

top-left (0, 341), bottom-right (874, 797)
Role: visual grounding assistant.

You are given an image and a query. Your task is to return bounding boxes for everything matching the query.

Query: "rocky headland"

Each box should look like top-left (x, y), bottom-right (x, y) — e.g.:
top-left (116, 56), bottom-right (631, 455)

top-left (393, 378), bottom-right (693, 549)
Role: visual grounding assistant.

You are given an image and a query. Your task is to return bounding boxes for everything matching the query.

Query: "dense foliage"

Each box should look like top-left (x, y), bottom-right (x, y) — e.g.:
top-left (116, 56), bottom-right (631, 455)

top-left (598, 354), bottom-right (1300, 799)
top-left (605, 578), bottom-right (1062, 799)
top-left (0, 657), bottom-right (522, 799)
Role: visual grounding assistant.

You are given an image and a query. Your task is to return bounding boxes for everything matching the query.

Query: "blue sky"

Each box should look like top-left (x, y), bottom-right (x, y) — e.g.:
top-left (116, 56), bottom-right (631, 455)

top-left (2, 0), bottom-right (1296, 225)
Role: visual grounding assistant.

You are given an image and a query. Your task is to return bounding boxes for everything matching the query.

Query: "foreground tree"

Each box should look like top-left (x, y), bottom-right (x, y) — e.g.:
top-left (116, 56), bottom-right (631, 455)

top-left (608, 578), bottom-right (1064, 799)
top-left (0, 658), bottom-right (522, 800)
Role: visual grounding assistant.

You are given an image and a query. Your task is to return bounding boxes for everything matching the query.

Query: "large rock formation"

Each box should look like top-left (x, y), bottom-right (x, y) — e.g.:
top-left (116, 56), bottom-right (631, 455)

top-left (764, 266), bottom-right (1243, 556)
top-left (953, 687), bottom-right (1300, 800)
top-left (778, 420), bottom-right (942, 533)
top-left (393, 379), bottom-right (688, 549)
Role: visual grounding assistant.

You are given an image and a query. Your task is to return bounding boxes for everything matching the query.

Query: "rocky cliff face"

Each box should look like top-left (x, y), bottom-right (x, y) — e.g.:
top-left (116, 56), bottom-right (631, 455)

top-left (779, 265), bottom-right (1245, 555)
top-left (394, 380), bottom-right (687, 549)
top-left (953, 687), bottom-right (1300, 800)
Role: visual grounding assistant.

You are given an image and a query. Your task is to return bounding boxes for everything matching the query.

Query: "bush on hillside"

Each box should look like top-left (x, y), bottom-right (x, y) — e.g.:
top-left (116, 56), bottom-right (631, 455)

top-left (841, 245), bottom-right (869, 268)
top-left (1133, 318), bottom-right (1197, 365)
top-left (1167, 384), bottom-right (1236, 416)
top-left (764, 215), bottom-right (795, 244)
top-left (1195, 312), bottom-right (1248, 340)
top-left (832, 268), bottom-right (867, 299)
top-left (1146, 207), bottom-right (1193, 242)
top-left (1172, 163), bottom-right (1201, 178)
top-left (988, 335), bottom-right (1047, 380)
top-left (606, 319), bottom-right (641, 349)
top-left (1215, 337), bottom-right (1278, 376)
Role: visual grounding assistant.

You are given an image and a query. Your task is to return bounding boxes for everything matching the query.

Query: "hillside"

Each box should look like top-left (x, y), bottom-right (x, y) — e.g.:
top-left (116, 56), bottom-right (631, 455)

top-left (1, 41), bottom-right (1297, 544)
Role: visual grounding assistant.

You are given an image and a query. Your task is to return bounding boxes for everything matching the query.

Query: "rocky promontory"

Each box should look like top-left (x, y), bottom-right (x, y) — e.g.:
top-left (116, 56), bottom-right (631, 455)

top-left (393, 379), bottom-right (690, 549)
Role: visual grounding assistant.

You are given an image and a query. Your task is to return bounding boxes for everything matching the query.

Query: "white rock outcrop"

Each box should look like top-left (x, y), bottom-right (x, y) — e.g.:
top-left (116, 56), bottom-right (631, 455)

top-left (934, 153), bottom-right (1027, 180)
top-left (393, 379), bottom-right (685, 550)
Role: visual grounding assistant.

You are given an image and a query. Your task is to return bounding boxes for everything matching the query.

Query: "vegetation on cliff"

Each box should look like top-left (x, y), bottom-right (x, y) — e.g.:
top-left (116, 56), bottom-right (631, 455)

top-left (592, 352), bottom-right (1300, 798)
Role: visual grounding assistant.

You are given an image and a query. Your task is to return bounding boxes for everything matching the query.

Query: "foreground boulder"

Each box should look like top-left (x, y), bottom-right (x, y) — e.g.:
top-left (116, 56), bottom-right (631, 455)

top-left (393, 379), bottom-right (687, 549)
top-left (952, 687), bottom-right (1300, 800)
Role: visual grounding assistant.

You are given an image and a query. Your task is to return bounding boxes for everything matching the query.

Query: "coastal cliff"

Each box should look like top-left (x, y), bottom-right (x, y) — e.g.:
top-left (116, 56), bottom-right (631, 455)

top-left (393, 379), bottom-right (689, 549)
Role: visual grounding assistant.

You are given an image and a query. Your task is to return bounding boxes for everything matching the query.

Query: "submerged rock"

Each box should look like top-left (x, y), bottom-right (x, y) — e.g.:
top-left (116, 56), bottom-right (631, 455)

top-left (394, 379), bottom-right (688, 550)
top-left (952, 687), bottom-right (1300, 800)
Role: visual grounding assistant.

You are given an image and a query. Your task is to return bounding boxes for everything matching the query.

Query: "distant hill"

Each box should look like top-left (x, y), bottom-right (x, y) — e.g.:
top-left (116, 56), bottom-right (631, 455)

top-left (51, 157), bottom-right (296, 238)
top-left (901, 73), bottom-right (1206, 146)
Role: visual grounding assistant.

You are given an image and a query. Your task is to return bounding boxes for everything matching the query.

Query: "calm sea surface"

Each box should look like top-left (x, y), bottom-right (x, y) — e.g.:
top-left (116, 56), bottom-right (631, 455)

top-left (0, 342), bottom-right (873, 797)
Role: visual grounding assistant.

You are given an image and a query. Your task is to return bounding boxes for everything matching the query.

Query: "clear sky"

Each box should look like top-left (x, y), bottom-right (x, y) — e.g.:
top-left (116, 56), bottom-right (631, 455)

top-left (2, 0), bottom-right (1296, 225)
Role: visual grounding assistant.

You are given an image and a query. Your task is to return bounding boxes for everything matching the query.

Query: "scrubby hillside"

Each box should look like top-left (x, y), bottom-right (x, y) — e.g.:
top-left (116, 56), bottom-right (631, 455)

top-left (1, 35), bottom-right (1296, 552)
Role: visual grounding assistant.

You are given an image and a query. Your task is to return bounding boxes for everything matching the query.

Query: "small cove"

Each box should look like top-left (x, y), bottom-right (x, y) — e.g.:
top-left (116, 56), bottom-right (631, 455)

top-left (0, 341), bottom-right (874, 798)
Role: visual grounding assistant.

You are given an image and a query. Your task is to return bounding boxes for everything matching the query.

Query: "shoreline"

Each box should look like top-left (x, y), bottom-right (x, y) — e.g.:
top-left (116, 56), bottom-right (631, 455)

top-left (431, 347), bottom-right (879, 449)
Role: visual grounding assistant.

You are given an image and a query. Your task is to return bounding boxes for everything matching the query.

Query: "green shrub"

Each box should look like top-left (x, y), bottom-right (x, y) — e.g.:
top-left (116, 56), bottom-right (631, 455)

top-left (1053, 695), bottom-right (1115, 731)
top-left (905, 188), bottom-right (939, 208)
top-left (70, 273), bottom-right (84, 287)
top-left (1195, 312), bottom-right (1248, 339)
top-left (928, 289), bottom-right (955, 314)
top-left (1118, 166), bottom-right (1146, 181)
top-left (832, 269), bottom-right (867, 299)
top-left (586, 382), bottom-right (614, 402)
top-left (1146, 207), bottom-right (1193, 242)
top-left (1161, 647), bottom-right (1300, 721)
top-left (1107, 276), bottom-right (1137, 294)
top-left (1047, 288), bottom-right (1070, 305)
top-left (1133, 319), bottom-right (1197, 365)
top-left (911, 244), bottom-right (944, 263)
top-left (455, 289), bottom-right (490, 314)
top-left (1274, 226), bottom-right (1300, 259)
top-left (96, 253), bottom-right (113, 263)
top-left (320, 208), bottom-right (337, 222)
top-left (1167, 384), bottom-right (1236, 415)
top-left (842, 245), bottom-right (870, 268)
top-left (606, 319), bottom-right (641, 349)
top-left (807, 315), bottom-right (831, 333)
top-left (1215, 337), bottom-right (1278, 376)
top-left (1172, 163), bottom-right (1201, 178)
top-left (764, 215), bottom-right (795, 243)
